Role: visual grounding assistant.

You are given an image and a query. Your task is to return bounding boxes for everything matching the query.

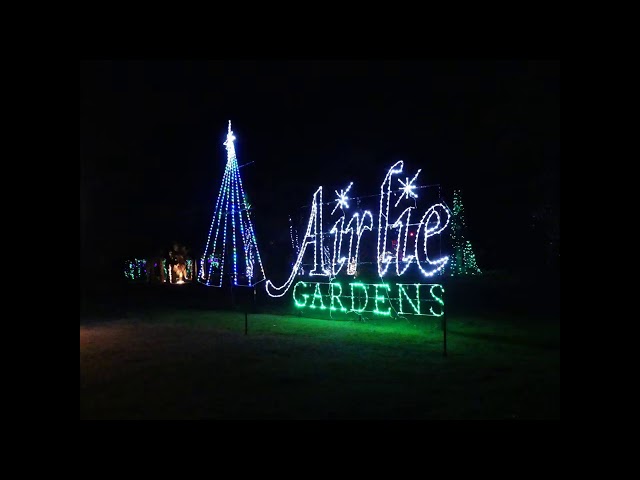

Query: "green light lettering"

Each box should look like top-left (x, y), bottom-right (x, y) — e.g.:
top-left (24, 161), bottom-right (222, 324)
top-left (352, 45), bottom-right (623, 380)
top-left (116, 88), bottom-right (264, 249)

top-left (292, 281), bottom-right (309, 308)
top-left (398, 283), bottom-right (420, 315)
top-left (350, 282), bottom-right (369, 313)
top-left (373, 284), bottom-right (391, 316)
top-left (311, 282), bottom-right (326, 309)
top-left (429, 284), bottom-right (445, 317)
top-left (330, 282), bottom-right (346, 312)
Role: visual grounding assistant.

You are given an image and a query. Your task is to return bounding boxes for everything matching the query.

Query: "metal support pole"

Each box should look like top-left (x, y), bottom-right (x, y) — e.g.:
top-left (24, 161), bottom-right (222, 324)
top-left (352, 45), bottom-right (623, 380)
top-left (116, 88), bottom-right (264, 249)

top-left (230, 276), bottom-right (234, 308)
top-left (443, 310), bottom-right (447, 357)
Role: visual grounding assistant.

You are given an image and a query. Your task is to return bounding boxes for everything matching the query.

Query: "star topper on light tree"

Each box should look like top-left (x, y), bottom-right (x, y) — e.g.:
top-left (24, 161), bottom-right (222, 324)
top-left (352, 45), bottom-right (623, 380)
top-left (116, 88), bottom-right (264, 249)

top-left (198, 120), bottom-right (266, 287)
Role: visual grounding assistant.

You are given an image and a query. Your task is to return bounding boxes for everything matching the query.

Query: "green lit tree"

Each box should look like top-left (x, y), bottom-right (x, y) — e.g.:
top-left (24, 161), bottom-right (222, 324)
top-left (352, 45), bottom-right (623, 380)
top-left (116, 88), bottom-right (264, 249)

top-left (449, 189), bottom-right (481, 276)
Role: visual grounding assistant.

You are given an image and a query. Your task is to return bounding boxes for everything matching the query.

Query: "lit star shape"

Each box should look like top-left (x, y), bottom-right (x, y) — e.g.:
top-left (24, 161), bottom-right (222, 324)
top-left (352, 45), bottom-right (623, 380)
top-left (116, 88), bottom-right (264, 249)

top-left (395, 169), bottom-right (421, 207)
top-left (332, 182), bottom-right (354, 214)
top-left (223, 120), bottom-right (235, 146)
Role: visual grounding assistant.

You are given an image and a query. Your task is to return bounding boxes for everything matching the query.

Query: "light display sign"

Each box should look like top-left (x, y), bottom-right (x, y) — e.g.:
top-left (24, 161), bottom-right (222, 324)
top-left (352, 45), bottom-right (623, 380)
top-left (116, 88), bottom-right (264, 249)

top-left (265, 161), bottom-right (450, 317)
top-left (292, 281), bottom-right (444, 317)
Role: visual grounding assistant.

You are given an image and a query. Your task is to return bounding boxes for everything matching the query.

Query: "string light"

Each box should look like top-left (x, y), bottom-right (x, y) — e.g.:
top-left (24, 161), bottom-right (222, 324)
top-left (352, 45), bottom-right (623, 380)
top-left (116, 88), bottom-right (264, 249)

top-left (331, 182), bottom-right (353, 214)
top-left (397, 284), bottom-right (420, 315)
top-left (350, 211), bottom-right (373, 274)
top-left (265, 187), bottom-right (323, 297)
top-left (200, 158), bottom-right (231, 282)
top-left (377, 161), bottom-right (404, 276)
top-left (373, 284), bottom-right (392, 316)
top-left (330, 217), bottom-right (349, 276)
top-left (289, 216), bottom-right (304, 275)
top-left (230, 156), bottom-right (238, 284)
top-left (289, 216), bottom-right (298, 255)
top-left (330, 179), bottom-right (374, 276)
top-left (233, 152), bottom-right (266, 282)
top-left (204, 160), bottom-right (232, 285)
top-left (293, 281), bottom-right (309, 307)
top-left (414, 203), bottom-right (450, 276)
top-left (329, 282), bottom-right (347, 312)
top-left (199, 121), bottom-right (266, 287)
top-left (123, 258), bottom-right (147, 280)
top-left (291, 281), bottom-right (444, 317)
top-left (392, 207), bottom-right (416, 276)
top-left (347, 257), bottom-right (357, 275)
top-left (310, 187), bottom-right (330, 276)
top-left (243, 224), bottom-right (255, 280)
top-left (186, 259), bottom-right (193, 280)
top-left (216, 153), bottom-right (232, 286)
top-left (449, 189), bottom-right (482, 276)
top-left (322, 245), bottom-right (332, 275)
top-left (429, 284), bottom-right (445, 316)
top-left (266, 161), bottom-right (451, 298)
top-left (350, 282), bottom-right (369, 313)
top-left (310, 282), bottom-right (326, 310)
top-left (395, 169), bottom-right (421, 207)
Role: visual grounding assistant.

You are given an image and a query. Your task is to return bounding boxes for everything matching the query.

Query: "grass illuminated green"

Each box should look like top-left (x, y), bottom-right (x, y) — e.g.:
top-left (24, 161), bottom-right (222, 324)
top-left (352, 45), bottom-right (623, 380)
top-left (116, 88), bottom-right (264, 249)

top-left (80, 309), bottom-right (559, 420)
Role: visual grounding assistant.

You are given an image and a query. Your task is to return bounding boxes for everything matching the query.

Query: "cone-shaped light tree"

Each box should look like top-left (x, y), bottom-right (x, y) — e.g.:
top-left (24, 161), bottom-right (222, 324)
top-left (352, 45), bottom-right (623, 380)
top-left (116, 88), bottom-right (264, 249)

top-left (198, 121), bottom-right (265, 287)
top-left (449, 189), bottom-right (481, 275)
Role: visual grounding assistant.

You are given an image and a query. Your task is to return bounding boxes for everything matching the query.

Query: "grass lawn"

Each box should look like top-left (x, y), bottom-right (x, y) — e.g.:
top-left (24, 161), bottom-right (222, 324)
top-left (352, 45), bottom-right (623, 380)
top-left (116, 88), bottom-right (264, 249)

top-left (80, 308), bottom-right (560, 420)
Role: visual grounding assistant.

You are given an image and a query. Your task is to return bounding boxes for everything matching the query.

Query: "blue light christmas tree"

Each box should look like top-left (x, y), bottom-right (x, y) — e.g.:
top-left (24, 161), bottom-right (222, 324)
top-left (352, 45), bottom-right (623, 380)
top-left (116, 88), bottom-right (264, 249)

top-left (199, 121), bottom-right (265, 287)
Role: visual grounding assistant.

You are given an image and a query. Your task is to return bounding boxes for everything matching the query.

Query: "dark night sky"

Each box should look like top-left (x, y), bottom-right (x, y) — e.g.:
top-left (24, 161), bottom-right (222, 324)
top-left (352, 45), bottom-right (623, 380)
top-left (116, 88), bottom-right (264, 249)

top-left (80, 60), bottom-right (559, 275)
